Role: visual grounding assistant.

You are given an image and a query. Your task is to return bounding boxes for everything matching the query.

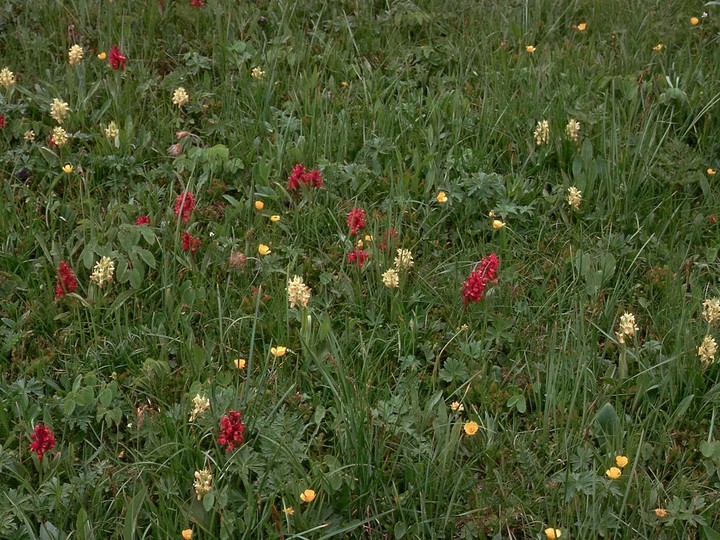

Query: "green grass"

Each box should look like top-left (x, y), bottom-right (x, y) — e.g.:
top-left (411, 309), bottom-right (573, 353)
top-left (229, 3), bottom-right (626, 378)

top-left (1, 0), bottom-right (720, 538)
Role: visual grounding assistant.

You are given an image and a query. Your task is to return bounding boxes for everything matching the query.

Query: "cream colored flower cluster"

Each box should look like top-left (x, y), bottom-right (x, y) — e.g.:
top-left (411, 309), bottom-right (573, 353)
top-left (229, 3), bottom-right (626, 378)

top-left (193, 468), bottom-right (213, 500)
top-left (287, 275), bottom-right (311, 308)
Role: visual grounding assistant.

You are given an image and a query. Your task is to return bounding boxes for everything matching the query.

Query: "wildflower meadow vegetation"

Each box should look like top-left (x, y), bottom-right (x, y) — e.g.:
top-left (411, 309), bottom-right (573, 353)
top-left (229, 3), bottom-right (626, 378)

top-left (2, 0), bottom-right (720, 538)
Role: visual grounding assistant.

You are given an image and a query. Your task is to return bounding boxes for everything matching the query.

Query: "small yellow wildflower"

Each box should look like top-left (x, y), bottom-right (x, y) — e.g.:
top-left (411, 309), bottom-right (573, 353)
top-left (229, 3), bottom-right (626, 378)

top-left (97, 52), bottom-right (107, 60)
top-left (300, 489), bottom-right (316, 503)
top-left (234, 358), bottom-right (246, 369)
top-left (545, 528), bottom-right (562, 539)
top-left (463, 421), bottom-right (479, 436)
top-left (654, 508), bottom-right (668, 518)
top-left (283, 507), bottom-right (295, 516)
top-left (708, 168), bottom-right (717, 175)
top-left (68, 45), bottom-right (84, 65)
top-left (690, 17), bottom-right (699, 26)
top-left (615, 455), bottom-right (629, 468)
top-left (364, 235), bottom-right (373, 242)
top-left (271, 346), bottom-right (287, 357)
top-left (270, 215), bottom-right (281, 222)
top-left (526, 45), bottom-right (536, 53)
top-left (62, 164), bottom-right (73, 174)
top-left (254, 200), bottom-right (264, 210)
top-left (182, 530), bottom-right (192, 540)
top-left (172, 87), bottom-right (189, 107)
top-left (492, 219), bottom-right (505, 230)
top-left (652, 43), bottom-right (664, 52)
top-left (605, 466), bottom-right (622, 479)
top-left (436, 191), bottom-right (448, 203)
top-left (251, 67), bottom-right (266, 80)
top-left (340, 81), bottom-right (349, 88)
top-left (577, 23), bottom-right (587, 31)
top-left (258, 244), bottom-right (271, 256)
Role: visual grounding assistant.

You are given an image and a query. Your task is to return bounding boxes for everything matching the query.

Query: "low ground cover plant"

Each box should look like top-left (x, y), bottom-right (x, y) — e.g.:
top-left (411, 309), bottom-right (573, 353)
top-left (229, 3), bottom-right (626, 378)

top-left (1, 0), bottom-right (720, 538)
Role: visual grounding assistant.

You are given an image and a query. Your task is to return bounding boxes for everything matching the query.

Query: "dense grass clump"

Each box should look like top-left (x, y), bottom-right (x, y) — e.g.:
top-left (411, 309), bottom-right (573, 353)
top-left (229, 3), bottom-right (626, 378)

top-left (1, 0), bottom-right (720, 538)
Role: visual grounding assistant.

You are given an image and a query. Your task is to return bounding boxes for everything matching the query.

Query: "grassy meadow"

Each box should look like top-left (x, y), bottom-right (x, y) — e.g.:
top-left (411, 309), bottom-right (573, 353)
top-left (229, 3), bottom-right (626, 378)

top-left (2, 0), bottom-right (720, 538)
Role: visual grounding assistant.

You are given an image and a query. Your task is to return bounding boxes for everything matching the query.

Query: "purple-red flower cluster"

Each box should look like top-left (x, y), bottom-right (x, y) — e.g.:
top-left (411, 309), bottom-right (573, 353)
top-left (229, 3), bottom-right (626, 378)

top-left (182, 232), bottom-right (201, 253)
top-left (347, 207), bottom-right (366, 235)
top-left (462, 253), bottom-right (499, 305)
top-left (347, 247), bottom-right (370, 268)
top-left (287, 164), bottom-right (323, 191)
top-left (30, 424), bottom-right (56, 460)
top-left (0, 114), bottom-right (5, 128)
top-left (55, 261), bottom-right (78, 299)
top-left (135, 215), bottom-right (150, 226)
top-left (217, 410), bottom-right (245, 452)
top-left (175, 191), bottom-right (195, 224)
top-left (190, 0), bottom-right (206, 6)
top-left (108, 45), bottom-right (126, 71)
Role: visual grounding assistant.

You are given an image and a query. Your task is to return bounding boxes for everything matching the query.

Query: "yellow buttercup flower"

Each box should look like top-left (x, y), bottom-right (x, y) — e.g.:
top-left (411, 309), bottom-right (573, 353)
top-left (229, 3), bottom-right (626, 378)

top-left (270, 215), bottom-right (281, 222)
top-left (450, 401), bottom-right (464, 413)
top-left (605, 466), bottom-right (621, 479)
top-left (577, 23), bottom-right (587, 31)
top-left (254, 200), bottom-right (264, 210)
top-left (234, 358), bottom-right (246, 369)
top-left (182, 530), bottom-right (192, 540)
top-left (690, 17), bottom-right (699, 25)
top-left (492, 219), bottom-right (505, 230)
top-left (615, 455), bottom-right (629, 468)
top-left (271, 346), bottom-right (287, 357)
top-left (463, 421), bottom-right (479, 435)
top-left (436, 191), bottom-right (448, 203)
top-left (652, 43), bottom-right (664, 52)
top-left (258, 244), bottom-right (271, 256)
top-left (62, 164), bottom-right (73, 174)
top-left (98, 52), bottom-right (107, 60)
top-left (545, 528), bottom-right (562, 539)
top-left (526, 45), bottom-right (536, 53)
top-left (300, 489), bottom-right (316, 503)
top-left (708, 168), bottom-right (717, 175)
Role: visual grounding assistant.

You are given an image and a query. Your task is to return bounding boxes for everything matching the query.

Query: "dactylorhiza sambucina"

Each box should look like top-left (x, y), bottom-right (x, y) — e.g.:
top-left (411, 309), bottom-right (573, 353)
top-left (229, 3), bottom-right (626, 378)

top-left (287, 275), bottom-right (311, 308)
top-left (193, 468), bottom-right (213, 500)
top-left (616, 312), bottom-right (638, 344)
top-left (698, 335), bottom-right (717, 364)
top-left (50, 98), bottom-right (69, 124)
top-left (90, 256), bottom-right (115, 288)
top-left (534, 120), bottom-right (550, 145)
top-left (189, 394), bottom-right (210, 422)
